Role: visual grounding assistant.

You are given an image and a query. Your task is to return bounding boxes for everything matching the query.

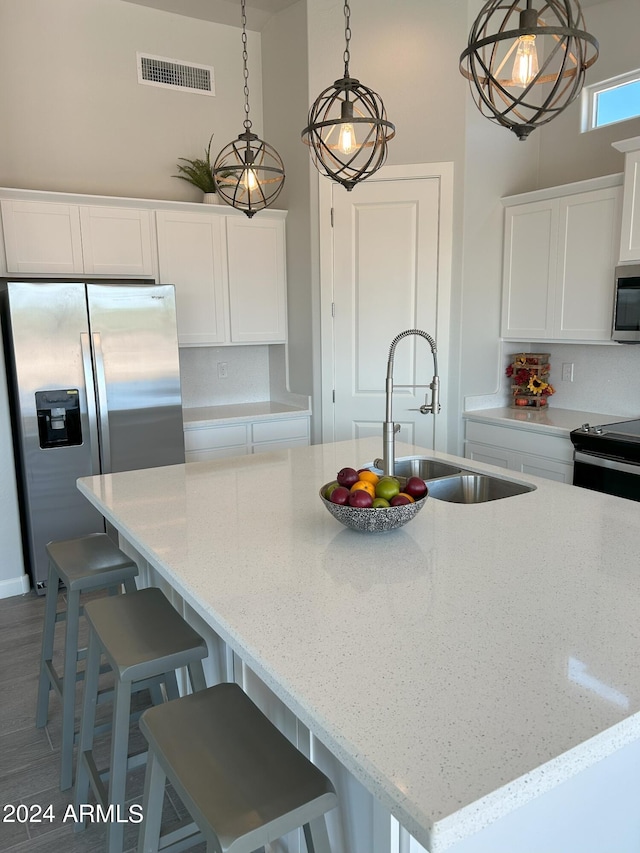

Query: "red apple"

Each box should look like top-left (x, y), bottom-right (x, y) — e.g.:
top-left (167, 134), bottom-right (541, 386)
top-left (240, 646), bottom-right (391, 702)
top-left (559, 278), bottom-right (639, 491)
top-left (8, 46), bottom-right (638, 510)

top-left (404, 476), bottom-right (428, 500)
top-left (348, 489), bottom-right (373, 508)
top-left (337, 467), bottom-right (359, 488)
top-left (329, 486), bottom-right (350, 505)
top-left (390, 494), bottom-right (412, 506)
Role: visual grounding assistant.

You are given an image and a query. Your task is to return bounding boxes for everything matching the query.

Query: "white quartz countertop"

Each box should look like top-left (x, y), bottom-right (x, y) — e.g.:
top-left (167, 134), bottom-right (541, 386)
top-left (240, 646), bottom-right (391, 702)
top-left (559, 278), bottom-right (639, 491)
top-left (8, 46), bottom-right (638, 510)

top-left (463, 406), bottom-right (628, 437)
top-left (182, 401), bottom-right (311, 428)
top-left (77, 438), bottom-right (640, 851)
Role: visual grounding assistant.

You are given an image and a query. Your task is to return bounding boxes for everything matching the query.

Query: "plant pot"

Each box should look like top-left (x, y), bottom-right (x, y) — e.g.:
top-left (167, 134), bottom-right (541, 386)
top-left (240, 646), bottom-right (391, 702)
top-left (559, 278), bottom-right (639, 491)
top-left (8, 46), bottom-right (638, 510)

top-left (203, 192), bottom-right (220, 205)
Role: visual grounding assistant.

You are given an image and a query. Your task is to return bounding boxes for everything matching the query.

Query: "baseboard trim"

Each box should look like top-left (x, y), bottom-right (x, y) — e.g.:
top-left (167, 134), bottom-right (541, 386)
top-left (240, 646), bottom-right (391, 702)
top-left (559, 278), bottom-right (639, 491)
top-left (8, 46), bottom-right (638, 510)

top-left (0, 573), bottom-right (31, 599)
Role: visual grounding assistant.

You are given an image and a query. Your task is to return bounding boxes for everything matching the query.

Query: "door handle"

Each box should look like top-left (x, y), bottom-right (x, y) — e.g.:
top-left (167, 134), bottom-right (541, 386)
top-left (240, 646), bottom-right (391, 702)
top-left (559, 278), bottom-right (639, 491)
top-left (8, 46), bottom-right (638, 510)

top-left (80, 333), bottom-right (100, 475)
top-left (92, 332), bottom-right (112, 473)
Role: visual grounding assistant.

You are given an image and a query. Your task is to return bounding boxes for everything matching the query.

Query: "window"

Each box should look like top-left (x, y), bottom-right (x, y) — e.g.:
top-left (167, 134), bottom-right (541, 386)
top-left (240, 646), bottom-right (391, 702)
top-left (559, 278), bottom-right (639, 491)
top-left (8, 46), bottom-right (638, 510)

top-left (582, 70), bottom-right (640, 131)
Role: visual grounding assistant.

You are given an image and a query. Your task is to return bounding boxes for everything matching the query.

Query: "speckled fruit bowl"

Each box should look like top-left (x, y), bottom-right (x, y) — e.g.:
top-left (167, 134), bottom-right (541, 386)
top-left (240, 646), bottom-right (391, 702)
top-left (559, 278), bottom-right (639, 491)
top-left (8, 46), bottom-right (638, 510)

top-left (319, 482), bottom-right (428, 533)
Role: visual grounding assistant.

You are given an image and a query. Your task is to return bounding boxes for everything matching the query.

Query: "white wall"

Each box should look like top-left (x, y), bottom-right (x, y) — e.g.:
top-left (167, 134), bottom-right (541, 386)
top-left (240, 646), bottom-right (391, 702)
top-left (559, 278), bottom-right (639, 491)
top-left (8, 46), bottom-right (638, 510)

top-left (261, 1), bottom-right (313, 412)
top-left (537, 0), bottom-right (640, 189)
top-left (0, 0), bottom-right (263, 201)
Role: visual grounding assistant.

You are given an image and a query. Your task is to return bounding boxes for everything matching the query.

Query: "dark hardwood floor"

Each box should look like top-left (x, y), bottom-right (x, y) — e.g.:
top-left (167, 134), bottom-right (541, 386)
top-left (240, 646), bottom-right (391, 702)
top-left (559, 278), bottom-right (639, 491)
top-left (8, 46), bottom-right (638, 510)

top-left (0, 589), bottom-right (200, 853)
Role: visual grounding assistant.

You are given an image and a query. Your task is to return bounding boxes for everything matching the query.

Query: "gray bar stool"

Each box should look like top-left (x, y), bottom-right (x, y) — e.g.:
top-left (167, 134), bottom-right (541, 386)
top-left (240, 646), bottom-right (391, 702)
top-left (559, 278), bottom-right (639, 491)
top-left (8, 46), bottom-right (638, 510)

top-left (74, 586), bottom-right (208, 853)
top-left (137, 683), bottom-right (337, 853)
top-left (35, 532), bottom-right (139, 791)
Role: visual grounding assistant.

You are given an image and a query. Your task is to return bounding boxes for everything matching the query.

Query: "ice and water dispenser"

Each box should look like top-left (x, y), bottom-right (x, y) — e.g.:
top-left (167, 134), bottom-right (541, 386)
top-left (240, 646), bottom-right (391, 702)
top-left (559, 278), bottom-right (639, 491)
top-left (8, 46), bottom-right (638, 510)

top-left (35, 389), bottom-right (82, 449)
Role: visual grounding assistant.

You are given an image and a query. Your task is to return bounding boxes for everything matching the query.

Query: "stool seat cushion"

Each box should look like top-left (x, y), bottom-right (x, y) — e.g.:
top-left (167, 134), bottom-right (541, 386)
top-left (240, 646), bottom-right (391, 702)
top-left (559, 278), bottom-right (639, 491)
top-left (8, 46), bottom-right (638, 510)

top-left (140, 683), bottom-right (337, 852)
top-left (46, 533), bottom-right (137, 591)
top-left (83, 588), bottom-right (207, 682)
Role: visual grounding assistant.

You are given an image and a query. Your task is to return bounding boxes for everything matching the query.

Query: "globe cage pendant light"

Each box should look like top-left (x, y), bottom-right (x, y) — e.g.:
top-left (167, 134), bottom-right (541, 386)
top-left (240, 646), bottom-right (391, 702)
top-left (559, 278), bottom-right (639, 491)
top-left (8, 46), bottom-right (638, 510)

top-left (213, 0), bottom-right (285, 217)
top-left (459, 0), bottom-right (599, 141)
top-left (301, 0), bottom-right (395, 191)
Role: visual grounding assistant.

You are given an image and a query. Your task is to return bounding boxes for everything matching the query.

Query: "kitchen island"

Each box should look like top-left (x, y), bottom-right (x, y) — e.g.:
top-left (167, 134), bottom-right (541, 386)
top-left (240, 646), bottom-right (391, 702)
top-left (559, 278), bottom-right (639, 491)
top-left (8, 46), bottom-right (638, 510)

top-left (77, 438), bottom-right (640, 853)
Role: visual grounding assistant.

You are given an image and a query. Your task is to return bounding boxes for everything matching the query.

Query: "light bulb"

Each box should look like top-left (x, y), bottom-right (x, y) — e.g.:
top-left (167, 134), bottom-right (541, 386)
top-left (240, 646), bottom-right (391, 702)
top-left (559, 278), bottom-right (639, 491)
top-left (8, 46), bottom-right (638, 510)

top-left (243, 167), bottom-right (258, 192)
top-left (513, 34), bottom-right (539, 88)
top-left (338, 122), bottom-right (356, 155)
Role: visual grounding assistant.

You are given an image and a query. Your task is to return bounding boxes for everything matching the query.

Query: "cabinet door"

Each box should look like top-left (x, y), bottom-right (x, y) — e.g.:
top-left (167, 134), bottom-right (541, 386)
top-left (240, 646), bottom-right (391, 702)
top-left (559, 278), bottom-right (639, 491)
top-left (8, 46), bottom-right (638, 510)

top-left (465, 441), bottom-right (511, 470)
top-left (619, 149), bottom-right (640, 262)
top-left (1, 199), bottom-right (83, 274)
top-left (79, 206), bottom-right (154, 276)
top-left (226, 217), bottom-right (287, 343)
top-left (501, 200), bottom-right (557, 339)
top-left (555, 187), bottom-right (622, 340)
top-left (156, 210), bottom-right (229, 346)
top-left (514, 453), bottom-right (573, 483)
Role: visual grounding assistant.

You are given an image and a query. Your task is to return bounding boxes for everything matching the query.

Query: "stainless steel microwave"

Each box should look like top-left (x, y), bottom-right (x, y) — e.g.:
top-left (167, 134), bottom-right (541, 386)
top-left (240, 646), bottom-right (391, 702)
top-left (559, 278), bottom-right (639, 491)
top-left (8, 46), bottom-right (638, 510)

top-left (613, 264), bottom-right (640, 342)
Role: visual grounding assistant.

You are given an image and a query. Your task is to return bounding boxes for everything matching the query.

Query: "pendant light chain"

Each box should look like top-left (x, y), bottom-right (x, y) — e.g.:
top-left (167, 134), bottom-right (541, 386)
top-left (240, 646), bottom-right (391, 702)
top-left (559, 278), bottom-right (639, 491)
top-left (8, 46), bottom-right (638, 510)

top-left (241, 0), bottom-right (251, 131)
top-left (301, 0), bottom-right (395, 191)
top-left (212, 0), bottom-right (285, 217)
top-left (343, 1), bottom-right (351, 78)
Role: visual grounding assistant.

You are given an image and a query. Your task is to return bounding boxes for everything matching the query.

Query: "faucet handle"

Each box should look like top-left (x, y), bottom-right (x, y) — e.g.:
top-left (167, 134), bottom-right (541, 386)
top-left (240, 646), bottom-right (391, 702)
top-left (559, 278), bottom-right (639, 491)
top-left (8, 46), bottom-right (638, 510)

top-left (394, 423), bottom-right (401, 434)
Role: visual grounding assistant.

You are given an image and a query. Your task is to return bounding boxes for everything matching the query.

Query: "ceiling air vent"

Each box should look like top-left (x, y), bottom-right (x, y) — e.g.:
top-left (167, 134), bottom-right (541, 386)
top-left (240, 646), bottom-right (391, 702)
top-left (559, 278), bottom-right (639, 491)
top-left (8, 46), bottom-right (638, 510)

top-left (137, 52), bottom-right (215, 96)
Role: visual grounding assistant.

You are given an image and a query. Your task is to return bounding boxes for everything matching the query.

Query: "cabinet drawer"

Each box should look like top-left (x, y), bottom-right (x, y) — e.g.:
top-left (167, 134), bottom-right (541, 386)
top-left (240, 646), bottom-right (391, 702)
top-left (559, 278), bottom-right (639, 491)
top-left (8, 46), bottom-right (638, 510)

top-left (465, 420), bottom-right (573, 462)
top-left (252, 437), bottom-right (309, 454)
top-left (184, 424), bottom-right (248, 452)
top-left (252, 418), bottom-right (309, 444)
top-left (185, 445), bottom-right (249, 462)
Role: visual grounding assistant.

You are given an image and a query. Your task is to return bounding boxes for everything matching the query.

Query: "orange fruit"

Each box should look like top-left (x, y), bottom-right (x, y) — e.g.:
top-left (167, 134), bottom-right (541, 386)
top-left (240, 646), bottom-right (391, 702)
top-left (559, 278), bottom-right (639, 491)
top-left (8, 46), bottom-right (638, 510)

top-left (397, 492), bottom-right (415, 503)
top-left (357, 470), bottom-right (380, 486)
top-left (350, 480), bottom-right (376, 498)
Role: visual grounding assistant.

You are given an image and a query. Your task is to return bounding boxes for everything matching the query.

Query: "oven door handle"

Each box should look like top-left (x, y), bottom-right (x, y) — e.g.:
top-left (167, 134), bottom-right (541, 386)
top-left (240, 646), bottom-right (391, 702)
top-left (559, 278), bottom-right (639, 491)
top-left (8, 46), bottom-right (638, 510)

top-left (574, 451), bottom-right (640, 476)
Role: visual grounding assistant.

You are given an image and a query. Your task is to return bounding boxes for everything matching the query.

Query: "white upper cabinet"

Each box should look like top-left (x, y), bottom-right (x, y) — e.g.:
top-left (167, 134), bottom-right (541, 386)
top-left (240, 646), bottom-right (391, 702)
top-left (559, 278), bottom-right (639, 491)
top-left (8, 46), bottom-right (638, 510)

top-left (1, 200), bottom-right (84, 274)
top-left (1, 198), bottom-right (154, 277)
top-left (501, 176), bottom-right (622, 342)
top-left (612, 138), bottom-right (640, 262)
top-left (156, 207), bottom-right (287, 347)
top-left (78, 206), bottom-right (154, 276)
top-left (226, 217), bottom-right (286, 344)
top-left (156, 209), bottom-right (229, 346)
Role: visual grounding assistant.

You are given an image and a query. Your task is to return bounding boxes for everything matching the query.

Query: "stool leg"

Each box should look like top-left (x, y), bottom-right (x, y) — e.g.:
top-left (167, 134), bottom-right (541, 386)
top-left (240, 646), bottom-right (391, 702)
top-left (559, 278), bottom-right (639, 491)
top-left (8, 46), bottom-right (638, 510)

top-left (106, 678), bottom-right (133, 853)
top-left (163, 670), bottom-right (180, 702)
top-left (187, 659), bottom-right (207, 693)
top-left (124, 576), bottom-right (137, 594)
top-left (60, 587), bottom-right (81, 790)
top-left (74, 630), bottom-right (102, 829)
top-left (137, 748), bottom-right (166, 853)
top-left (304, 816), bottom-right (332, 853)
top-left (36, 563), bottom-right (59, 728)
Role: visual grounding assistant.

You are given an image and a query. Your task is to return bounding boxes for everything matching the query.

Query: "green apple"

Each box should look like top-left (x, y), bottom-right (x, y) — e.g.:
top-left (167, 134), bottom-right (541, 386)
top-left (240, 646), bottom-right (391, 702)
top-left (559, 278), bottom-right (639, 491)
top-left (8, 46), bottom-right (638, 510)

top-left (375, 477), bottom-right (400, 501)
top-left (372, 497), bottom-right (391, 508)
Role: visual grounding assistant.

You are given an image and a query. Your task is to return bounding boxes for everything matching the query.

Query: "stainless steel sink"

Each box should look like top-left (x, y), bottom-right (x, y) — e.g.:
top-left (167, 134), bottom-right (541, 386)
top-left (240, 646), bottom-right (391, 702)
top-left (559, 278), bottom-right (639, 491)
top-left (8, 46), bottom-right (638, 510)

top-left (371, 456), bottom-right (462, 480)
top-left (425, 473), bottom-right (535, 504)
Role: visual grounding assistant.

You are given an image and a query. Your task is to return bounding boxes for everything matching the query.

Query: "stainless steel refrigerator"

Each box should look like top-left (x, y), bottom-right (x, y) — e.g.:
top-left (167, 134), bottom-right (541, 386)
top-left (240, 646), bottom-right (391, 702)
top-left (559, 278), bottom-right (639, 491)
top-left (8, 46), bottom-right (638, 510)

top-left (0, 280), bottom-right (185, 592)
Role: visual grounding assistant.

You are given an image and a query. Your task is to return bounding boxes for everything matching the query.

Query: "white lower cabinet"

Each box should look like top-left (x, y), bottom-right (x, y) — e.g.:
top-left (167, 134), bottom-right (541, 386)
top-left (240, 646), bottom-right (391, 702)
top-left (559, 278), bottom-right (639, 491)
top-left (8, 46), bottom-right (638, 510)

top-left (184, 415), bottom-right (310, 462)
top-left (464, 420), bottom-right (574, 484)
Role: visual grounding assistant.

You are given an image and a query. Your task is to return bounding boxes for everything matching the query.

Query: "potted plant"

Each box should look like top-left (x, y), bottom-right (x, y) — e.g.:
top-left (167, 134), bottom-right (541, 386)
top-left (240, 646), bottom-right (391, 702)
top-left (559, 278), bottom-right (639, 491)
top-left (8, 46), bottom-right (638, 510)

top-left (173, 134), bottom-right (220, 203)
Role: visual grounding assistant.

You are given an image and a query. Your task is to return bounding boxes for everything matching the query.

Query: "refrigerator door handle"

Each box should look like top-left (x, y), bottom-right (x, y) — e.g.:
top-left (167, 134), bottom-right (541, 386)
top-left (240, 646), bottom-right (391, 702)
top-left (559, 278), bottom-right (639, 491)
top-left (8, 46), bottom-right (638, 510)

top-left (92, 331), bottom-right (112, 473)
top-left (80, 332), bottom-right (101, 475)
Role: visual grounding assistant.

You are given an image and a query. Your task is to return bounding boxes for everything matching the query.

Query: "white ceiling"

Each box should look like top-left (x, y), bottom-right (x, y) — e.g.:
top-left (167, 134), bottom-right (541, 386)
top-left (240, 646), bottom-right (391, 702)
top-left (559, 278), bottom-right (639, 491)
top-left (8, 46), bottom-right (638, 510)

top-left (120, 0), bottom-right (299, 31)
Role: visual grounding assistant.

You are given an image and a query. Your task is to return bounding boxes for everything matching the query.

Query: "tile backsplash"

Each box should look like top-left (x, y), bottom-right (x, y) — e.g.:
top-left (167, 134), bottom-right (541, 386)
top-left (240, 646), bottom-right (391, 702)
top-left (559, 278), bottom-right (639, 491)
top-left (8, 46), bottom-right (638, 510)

top-left (179, 345), bottom-right (271, 408)
top-left (501, 342), bottom-right (639, 418)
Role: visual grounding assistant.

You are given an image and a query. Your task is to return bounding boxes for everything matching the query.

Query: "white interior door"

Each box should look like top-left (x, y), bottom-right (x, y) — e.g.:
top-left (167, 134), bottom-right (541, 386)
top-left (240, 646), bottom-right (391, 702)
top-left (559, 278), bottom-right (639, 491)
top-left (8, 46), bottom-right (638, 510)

top-left (321, 164), bottom-right (453, 454)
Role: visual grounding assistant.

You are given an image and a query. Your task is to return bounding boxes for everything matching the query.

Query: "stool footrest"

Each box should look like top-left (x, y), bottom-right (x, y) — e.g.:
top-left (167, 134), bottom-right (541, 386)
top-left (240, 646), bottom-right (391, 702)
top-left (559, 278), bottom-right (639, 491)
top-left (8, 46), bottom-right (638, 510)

top-left (157, 821), bottom-right (204, 853)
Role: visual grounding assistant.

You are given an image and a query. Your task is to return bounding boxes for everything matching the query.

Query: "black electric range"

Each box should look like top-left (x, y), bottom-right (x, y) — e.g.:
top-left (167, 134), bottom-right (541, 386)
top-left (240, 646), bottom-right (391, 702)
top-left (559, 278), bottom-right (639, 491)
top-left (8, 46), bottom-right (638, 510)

top-left (570, 419), bottom-right (640, 501)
